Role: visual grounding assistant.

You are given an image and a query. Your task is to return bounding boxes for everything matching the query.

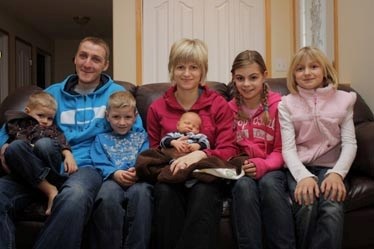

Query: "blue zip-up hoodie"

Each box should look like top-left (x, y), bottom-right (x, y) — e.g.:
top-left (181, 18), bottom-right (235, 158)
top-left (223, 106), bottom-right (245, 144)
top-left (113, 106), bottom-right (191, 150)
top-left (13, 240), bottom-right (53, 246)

top-left (44, 74), bottom-right (144, 168)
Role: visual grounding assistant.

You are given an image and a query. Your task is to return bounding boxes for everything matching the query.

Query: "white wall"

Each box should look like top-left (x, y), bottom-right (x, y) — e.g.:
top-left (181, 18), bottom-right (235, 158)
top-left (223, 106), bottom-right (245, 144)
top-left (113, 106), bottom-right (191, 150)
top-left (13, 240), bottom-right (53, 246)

top-left (113, 0), bottom-right (137, 84)
top-left (270, 0), bottom-right (293, 78)
top-left (339, 0), bottom-right (374, 112)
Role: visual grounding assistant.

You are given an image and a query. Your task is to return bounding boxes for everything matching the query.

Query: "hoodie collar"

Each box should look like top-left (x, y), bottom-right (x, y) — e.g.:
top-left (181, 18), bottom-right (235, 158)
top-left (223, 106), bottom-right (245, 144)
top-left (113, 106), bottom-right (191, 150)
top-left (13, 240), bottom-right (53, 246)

top-left (164, 85), bottom-right (214, 111)
top-left (64, 74), bottom-right (111, 95)
top-left (297, 84), bottom-right (335, 99)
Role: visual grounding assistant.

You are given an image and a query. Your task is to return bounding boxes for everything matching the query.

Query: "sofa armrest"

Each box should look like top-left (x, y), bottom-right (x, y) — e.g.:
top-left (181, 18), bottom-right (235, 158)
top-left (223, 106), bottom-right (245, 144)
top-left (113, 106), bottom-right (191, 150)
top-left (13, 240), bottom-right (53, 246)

top-left (351, 122), bottom-right (374, 176)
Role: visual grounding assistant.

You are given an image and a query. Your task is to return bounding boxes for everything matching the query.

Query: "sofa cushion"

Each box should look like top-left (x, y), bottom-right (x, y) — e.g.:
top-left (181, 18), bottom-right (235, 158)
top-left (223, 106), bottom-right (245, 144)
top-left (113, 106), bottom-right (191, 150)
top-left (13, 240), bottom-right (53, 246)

top-left (115, 80), bottom-right (137, 96)
top-left (345, 175), bottom-right (374, 212)
top-left (351, 122), bottom-right (374, 176)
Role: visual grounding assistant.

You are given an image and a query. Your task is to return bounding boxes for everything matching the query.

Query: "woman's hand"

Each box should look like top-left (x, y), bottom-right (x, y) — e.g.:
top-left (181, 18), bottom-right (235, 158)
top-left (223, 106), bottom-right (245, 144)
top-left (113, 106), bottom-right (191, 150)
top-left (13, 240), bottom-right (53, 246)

top-left (294, 177), bottom-right (320, 205)
top-left (321, 172), bottom-right (346, 202)
top-left (170, 150), bottom-right (207, 175)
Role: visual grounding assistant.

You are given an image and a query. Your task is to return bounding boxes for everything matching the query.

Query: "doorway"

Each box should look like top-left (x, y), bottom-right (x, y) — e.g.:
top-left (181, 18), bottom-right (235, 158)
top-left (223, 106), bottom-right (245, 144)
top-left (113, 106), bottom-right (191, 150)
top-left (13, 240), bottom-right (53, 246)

top-left (37, 49), bottom-right (52, 88)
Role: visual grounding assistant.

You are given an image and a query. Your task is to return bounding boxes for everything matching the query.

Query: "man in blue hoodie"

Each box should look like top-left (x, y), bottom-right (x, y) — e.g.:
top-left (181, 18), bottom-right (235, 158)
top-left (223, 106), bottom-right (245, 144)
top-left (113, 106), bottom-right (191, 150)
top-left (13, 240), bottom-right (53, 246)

top-left (0, 37), bottom-right (144, 249)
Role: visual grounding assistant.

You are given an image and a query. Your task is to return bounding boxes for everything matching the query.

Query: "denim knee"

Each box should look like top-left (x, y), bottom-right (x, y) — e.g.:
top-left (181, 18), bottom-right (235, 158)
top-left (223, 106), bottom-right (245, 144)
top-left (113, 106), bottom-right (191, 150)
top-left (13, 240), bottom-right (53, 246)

top-left (33, 137), bottom-right (60, 156)
top-left (154, 182), bottom-right (176, 199)
top-left (58, 168), bottom-right (101, 211)
top-left (96, 180), bottom-right (122, 199)
top-left (296, 201), bottom-right (318, 220)
top-left (0, 192), bottom-right (11, 215)
top-left (127, 182), bottom-right (153, 200)
top-left (232, 176), bottom-right (257, 201)
top-left (259, 171), bottom-right (287, 202)
top-left (191, 182), bottom-right (218, 197)
top-left (5, 140), bottom-right (28, 157)
top-left (320, 198), bottom-right (344, 221)
top-left (259, 171), bottom-right (285, 189)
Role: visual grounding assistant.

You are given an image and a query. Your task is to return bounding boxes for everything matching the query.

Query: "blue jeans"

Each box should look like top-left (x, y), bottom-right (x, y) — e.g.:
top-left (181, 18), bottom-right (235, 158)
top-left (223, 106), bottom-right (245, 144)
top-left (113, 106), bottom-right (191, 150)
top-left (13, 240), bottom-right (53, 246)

top-left (287, 167), bottom-right (345, 249)
top-left (0, 164), bottom-right (101, 249)
top-left (5, 138), bottom-right (67, 188)
top-left (88, 180), bottom-right (153, 249)
top-left (0, 174), bottom-right (38, 249)
top-left (153, 181), bottom-right (223, 249)
top-left (231, 170), bottom-right (295, 249)
top-left (34, 166), bottom-right (102, 249)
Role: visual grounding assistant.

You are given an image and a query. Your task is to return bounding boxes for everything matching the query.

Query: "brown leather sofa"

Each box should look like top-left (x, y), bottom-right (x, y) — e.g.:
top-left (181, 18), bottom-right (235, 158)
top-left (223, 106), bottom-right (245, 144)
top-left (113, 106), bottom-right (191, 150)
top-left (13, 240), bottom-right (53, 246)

top-left (0, 78), bottom-right (373, 249)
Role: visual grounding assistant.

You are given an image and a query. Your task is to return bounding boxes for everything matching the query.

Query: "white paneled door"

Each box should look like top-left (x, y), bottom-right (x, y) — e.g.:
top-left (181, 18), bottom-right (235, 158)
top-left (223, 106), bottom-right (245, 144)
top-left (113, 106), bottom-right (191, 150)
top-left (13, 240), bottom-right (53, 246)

top-left (143, 0), bottom-right (265, 84)
top-left (16, 39), bottom-right (32, 88)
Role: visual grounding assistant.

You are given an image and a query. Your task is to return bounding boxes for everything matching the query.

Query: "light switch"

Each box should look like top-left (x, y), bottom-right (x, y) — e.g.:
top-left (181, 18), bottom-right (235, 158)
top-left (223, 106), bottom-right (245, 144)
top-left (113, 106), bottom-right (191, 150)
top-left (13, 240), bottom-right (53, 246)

top-left (274, 58), bottom-right (287, 72)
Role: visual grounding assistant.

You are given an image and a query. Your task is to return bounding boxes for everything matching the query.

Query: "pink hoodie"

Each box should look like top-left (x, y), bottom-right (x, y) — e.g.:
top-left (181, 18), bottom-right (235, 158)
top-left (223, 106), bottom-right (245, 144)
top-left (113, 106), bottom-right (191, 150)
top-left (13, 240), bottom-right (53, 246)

top-left (228, 91), bottom-right (284, 179)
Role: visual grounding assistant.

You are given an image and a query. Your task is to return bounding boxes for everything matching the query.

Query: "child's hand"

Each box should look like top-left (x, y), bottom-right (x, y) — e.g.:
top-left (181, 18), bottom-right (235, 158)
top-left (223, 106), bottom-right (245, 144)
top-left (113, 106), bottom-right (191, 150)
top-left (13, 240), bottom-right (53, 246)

top-left (321, 173), bottom-right (346, 202)
top-left (295, 177), bottom-right (320, 205)
top-left (0, 143), bottom-right (10, 174)
top-left (188, 143), bottom-right (201, 152)
top-left (62, 150), bottom-right (78, 174)
top-left (242, 160), bottom-right (256, 178)
top-left (113, 168), bottom-right (138, 187)
top-left (171, 136), bottom-right (189, 153)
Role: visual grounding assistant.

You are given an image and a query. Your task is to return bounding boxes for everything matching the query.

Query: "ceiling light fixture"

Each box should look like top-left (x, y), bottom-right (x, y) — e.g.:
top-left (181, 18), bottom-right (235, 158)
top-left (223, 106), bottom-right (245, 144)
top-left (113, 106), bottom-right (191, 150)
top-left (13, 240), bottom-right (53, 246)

top-left (73, 16), bottom-right (90, 25)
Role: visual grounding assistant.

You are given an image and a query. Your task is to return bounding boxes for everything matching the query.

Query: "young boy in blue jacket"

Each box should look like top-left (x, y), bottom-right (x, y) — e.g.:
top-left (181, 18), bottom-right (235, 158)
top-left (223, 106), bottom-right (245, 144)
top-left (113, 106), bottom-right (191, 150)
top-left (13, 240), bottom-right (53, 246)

top-left (87, 91), bottom-right (152, 249)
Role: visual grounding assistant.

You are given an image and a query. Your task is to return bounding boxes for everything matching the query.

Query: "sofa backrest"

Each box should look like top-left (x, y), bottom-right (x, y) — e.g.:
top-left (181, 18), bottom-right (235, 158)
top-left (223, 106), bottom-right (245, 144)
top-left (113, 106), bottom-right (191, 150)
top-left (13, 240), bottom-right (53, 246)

top-left (0, 78), bottom-right (373, 128)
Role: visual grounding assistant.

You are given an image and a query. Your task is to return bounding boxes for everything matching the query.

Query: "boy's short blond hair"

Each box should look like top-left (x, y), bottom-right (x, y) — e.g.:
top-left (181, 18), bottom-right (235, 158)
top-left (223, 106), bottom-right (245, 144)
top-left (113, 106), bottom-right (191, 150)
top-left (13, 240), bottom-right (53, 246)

top-left (26, 91), bottom-right (57, 111)
top-left (107, 91), bottom-right (136, 112)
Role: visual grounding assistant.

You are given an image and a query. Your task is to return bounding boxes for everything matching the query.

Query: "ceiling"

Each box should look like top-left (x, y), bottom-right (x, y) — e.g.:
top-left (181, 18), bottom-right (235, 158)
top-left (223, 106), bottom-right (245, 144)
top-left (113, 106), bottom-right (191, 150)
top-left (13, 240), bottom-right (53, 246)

top-left (0, 0), bottom-right (113, 40)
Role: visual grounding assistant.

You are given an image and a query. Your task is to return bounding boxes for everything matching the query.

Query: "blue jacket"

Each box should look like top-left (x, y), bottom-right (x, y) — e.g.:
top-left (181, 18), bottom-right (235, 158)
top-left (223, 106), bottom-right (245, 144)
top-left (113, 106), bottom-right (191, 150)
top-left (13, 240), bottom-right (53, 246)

top-left (91, 129), bottom-right (149, 180)
top-left (44, 74), bottom-right (144, 168)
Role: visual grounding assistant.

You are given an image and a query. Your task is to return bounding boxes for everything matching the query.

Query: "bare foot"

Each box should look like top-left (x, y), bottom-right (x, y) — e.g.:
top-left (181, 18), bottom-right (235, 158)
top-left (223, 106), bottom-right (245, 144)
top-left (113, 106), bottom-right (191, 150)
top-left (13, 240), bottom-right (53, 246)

top-left (45, 188), bottom-right (58, 216)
